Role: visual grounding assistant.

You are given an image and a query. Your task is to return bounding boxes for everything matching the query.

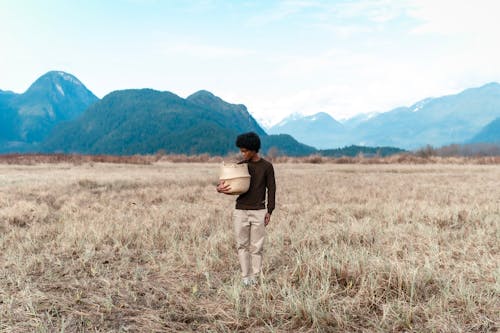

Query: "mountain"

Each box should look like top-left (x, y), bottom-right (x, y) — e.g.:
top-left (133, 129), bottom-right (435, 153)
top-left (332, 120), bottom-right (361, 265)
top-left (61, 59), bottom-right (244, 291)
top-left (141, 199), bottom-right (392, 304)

top-left (269, 83), bottom-right (500, 150)
top-left (262, 134), bottom-right (316, 156)
top-left (269, 112), bottom-right (348, 149)
top-left (187, 90), bottom-right (267, 137)
top-left (0, 71), bottom-right (98, 149)
top-left (468, 117), bottom-right (500, 143)
top-left (340, 112), bottom-right (380, 129)
top-left (0, 90), bottom-right (19, 142)
top-left (351, 83), bottom-right (500, 149)
top-left (0, 90), bottom-right (16, 103)
top-left (43, 89), bottom-right (315, 156)
top-left (7, 71), bottom-right (498, 155)
top-left (12, 71), bottom-right (99, 142)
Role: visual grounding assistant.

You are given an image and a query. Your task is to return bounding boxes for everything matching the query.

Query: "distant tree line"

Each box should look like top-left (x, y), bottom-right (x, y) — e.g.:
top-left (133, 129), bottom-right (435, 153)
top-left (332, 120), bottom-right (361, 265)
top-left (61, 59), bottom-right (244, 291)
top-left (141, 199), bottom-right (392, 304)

top-left (318, 145), bottom-right (406, 157)
top-left (415, 143), bottom-right (500, 158)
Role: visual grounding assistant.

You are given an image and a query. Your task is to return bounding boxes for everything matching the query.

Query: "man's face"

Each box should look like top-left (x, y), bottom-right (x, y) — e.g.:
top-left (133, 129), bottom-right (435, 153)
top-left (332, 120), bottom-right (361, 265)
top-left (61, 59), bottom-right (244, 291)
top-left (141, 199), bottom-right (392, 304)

top-left (240, 148), bottom-right (255, 161)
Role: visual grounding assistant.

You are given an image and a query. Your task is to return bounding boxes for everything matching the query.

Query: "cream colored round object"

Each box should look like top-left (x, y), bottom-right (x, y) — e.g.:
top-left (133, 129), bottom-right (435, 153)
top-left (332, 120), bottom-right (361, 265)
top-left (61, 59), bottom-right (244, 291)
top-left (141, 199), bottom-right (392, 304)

top-left (219, 162), bottom-right (251, 195)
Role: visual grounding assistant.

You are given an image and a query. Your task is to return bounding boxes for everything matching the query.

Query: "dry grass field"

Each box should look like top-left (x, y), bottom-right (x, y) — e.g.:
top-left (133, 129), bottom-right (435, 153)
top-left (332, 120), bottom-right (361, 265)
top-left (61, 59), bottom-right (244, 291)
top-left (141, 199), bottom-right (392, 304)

top-left (0, 161), bottom-right (499, 332)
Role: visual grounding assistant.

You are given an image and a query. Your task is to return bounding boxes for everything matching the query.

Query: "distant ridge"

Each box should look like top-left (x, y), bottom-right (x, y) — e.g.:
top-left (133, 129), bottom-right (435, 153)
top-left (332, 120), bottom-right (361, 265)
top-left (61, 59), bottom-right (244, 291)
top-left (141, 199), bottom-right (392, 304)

top-left (270, 82), bottom-right (500, 149)
top-left (5, 71), bottom-right (498, 156)
top-left (0, 72), bottom-right (320, 156)
top-left (269, 112), bottom-right (346, 149)
top-left (42, 88), bottom-right (316, 156)
top-left (187, 90), bottom-right (267, 137)
top-left (468, 117), bottom-right (500, 143)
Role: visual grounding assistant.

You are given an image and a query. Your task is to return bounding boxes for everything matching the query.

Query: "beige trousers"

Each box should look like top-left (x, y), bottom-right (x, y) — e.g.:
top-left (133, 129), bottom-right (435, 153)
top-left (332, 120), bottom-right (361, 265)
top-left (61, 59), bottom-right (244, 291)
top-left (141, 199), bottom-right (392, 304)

top-left (233, 209), bottom-right (267, 279)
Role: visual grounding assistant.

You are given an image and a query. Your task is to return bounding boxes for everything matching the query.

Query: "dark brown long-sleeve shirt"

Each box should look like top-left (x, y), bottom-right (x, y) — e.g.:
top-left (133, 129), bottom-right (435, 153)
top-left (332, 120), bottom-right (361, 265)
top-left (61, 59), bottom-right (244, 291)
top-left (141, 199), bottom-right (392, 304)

top-left (236, 158), bottom-right (276, 214)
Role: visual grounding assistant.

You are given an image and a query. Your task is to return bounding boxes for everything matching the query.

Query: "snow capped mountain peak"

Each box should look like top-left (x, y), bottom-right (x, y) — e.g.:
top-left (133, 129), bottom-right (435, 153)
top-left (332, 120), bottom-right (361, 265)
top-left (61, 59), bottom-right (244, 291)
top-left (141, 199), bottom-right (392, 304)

top-left (55, 71), bottom-right (83, 86)
top-left (304, 112), bottom-right (333, 122)
top-left (411, 98), bottom-right (433, 112)
top-left (274, 112), bottom-right (305, 127)
top-left (339, 111), bottom-right (379, 125)
top-left (255, 116), bottom-right (274, 130)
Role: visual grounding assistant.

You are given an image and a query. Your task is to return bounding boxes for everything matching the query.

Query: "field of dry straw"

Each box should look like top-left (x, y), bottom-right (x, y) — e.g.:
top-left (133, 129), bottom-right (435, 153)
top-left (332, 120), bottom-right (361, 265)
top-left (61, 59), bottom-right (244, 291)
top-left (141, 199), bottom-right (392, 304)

top-left (0, 161), bottom-right (499, 332)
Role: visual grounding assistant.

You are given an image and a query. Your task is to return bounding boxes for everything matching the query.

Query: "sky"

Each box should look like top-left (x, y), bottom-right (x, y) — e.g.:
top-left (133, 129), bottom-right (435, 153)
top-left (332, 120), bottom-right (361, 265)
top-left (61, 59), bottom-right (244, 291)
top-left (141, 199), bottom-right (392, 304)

top-left (1, 0), bottom-right (500, 127)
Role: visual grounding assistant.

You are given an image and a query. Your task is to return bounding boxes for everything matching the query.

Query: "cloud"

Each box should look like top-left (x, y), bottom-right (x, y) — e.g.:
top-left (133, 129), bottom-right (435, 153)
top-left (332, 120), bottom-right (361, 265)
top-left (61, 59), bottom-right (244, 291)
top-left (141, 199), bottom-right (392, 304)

top-left (246, 0), bottom-right (322, 26)
top-left (247, 0), bottom-right (410, 28)
top-left (329, 0), bottom-right (410, 22)
top-left (246, 41), bottom-right (476, 125)
top-left (408, 0), bottom-right (500, 36)
top-left (406, 0), bottom-right (500, 82)
top-left (245, 0), bottom-right (413, 41)
top-left (275, 48), bottom-right (377, 78)
top-left (162, 43), bottom-right (255, 59)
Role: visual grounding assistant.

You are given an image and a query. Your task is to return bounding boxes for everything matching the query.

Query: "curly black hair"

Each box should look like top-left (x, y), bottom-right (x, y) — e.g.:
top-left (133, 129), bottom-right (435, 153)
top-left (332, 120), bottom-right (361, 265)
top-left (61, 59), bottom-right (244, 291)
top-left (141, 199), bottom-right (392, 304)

top-left (236, 132), bottom-right (261, 152)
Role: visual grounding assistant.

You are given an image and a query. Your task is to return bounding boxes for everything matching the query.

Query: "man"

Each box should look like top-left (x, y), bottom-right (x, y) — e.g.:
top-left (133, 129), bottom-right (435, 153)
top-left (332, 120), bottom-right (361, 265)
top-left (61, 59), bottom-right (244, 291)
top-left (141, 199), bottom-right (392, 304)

top-left (217, 132), bottom-right (276, 286)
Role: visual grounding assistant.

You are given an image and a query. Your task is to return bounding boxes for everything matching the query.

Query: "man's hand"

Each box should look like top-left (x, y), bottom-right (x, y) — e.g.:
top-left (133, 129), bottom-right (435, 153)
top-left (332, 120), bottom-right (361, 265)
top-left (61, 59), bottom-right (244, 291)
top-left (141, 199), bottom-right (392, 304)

top-left (264, 212), bottom-right (271, 226)
top-left (216, 180), bottom-right (232, 194)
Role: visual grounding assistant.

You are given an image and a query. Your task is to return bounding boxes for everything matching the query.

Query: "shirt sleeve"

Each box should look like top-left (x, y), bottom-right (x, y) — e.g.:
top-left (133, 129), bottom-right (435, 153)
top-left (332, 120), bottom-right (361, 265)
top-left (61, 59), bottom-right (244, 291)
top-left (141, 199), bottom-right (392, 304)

top-left (266, 163), bottom-right (276, 214)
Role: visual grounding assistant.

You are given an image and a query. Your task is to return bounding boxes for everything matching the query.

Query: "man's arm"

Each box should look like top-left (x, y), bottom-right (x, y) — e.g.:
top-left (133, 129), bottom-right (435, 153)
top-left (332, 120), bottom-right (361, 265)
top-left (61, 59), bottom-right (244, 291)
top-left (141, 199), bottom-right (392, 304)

top-left (265, 163), bottom-right (276, 225)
